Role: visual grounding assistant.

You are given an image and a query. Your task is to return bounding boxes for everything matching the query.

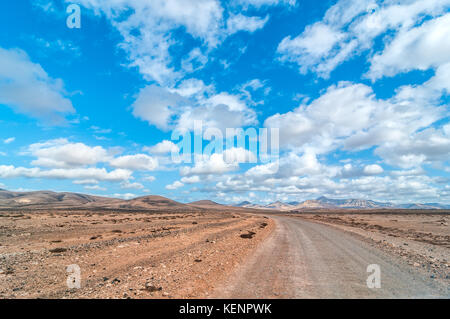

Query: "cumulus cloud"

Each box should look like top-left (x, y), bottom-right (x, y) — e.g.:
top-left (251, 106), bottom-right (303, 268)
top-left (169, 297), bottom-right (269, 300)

top-left (181, 175), bottom-right (201, 184)
top-left (120, 181), bottom-right (145, 190)
top-left (0, 165), bottom-right (132, 182)
top-left (368, 13), bottom-right (450, 80)
top-left (265, 80), bottom-right (447, 169)
top-left (85, 185), bottom-right (106, 191)
top-left (142, 175), bottom-right (156, 182)
top-left (277, 23), bottom-right (346, 76)
top-left (144, 140), bottom-right (180, 155)
top-left (73, 179), bottom-right (99, 185)
top-left (0, 47), bottom-right (75, 123)
top-left (363, 164), bottom-right (384, 175)
top-left (112, 193), bottom-right (137, 200)
top-left (110, 154), bottom-right (159, 171)
top-left (277, 0), bottom-right (450, 78)
top-left (211, 153), bottom-right (446, 204)
top-left (180, 153), bottom-right (239, 176)
top-left (166, 180), bottom-right (184, 190)
top-left (28, 139), bottom-right (110, 168)
top-left (131, 83), bottom-right (257, 132)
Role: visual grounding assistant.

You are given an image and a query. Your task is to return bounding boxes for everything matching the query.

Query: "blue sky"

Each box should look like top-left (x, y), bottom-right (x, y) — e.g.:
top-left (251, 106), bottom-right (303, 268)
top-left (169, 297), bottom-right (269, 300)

top-left (0, 0), bottom-right (449, 204)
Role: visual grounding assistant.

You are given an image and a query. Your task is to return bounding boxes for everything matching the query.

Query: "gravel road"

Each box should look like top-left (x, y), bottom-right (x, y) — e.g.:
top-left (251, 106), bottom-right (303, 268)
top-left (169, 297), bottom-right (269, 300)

top-left (214, 216), bottom-right (449, 298)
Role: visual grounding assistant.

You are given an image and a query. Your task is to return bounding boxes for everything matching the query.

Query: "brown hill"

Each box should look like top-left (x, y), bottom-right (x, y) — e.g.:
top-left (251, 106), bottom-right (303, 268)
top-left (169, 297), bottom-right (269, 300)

top-left (0, 189), bottom-right (116, 208)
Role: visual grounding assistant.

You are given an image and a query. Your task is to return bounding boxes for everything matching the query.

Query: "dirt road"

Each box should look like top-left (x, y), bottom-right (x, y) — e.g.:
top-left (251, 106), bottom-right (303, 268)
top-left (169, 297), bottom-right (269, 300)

top-left (214, 216), bottom-right (449, 298)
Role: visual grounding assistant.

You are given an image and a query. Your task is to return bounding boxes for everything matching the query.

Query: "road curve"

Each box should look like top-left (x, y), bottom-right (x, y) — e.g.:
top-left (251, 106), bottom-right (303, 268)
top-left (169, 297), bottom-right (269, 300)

top-left (213, 216), bottom-right (449, 298)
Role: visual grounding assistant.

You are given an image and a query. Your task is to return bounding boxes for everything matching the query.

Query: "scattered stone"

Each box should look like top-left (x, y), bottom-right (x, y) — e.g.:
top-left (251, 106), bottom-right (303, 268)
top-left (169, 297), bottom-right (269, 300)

top-left (240, 231), bottom-right (256, 239)
top-left (144, 283), bottom-right (162, 292)
top-left (49, 248), bottom-right (67, 253)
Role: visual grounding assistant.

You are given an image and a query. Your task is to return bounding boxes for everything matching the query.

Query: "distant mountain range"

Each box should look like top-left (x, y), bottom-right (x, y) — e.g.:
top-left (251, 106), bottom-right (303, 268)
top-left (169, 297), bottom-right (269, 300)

top-left (0, 189), bottom-right (248, 212)
top-left (0, 189), bottom-right (448, 211)
top-left (236, 196), bottom-right (450, 211)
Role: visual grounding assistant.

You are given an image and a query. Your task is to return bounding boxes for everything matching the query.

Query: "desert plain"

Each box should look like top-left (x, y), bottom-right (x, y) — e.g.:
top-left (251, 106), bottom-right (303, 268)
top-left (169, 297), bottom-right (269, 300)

top-left (0, 193), bottom-right (448, 299)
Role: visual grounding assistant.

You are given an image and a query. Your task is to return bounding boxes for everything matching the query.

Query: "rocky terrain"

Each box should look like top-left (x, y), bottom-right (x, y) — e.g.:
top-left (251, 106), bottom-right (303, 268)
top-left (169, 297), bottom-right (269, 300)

top-left (0, 208), bottom-right (273, 298)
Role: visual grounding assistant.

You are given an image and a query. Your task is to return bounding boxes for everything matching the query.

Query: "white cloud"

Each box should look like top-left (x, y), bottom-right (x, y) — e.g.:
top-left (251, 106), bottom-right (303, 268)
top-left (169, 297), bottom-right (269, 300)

top-left (235, 0), bottom-right (296, 9)
top-left (73, 179), bottom-right (99, 185)
top-left (166, 180), bottom-right (184, 190)
top-left (132, 85), bottom-right (185, 131)
top-left (170, 78), bottom-right (212, 98)
top-left (85, 185), bottom-right (106, 191)
top-left (110, 154), bottom-right (158, 171)
top-left (181, 48), bottom-right (208, 73)
top-left (265, 80), bottom-right (447, 169)
top-left (227, 14), bottom-right (269, 35)
top-left (278, 23), bottom-right (345, 76)
top-left (374, 126), bottom-right (450, 169)
top-left (120, 181), bottom-right (145, 190)
top-left (265, 82), bottom-right (379, 153)
top-left (223, 147), bottom-right (257, 164)
top-left (144, 140), bottom-right (179, 155)
top-left (3, 137), bottom-right (15, 144)
top-left (368, 13), bottom-right (450, 80)
top-left (277, 0), bottom-right (450, 78)
top-left (143, 175), bottom-right (156, 182)
top-left (28, 139), bottom-right (110, 168)
top-left (0, 47), bottom-right (74, 123)
top-left (112, 193), bottom-right (137, 200)
top-left (181, 175), bottom-right (201, 184)
top-left (0, 165), bottom-right (132, 182)
top-left (180, 153), bottom-right (238, 176)
top-left (363, 164), bottom-right (384, 175)
top-left (132, 84), bottom-right (257, 132)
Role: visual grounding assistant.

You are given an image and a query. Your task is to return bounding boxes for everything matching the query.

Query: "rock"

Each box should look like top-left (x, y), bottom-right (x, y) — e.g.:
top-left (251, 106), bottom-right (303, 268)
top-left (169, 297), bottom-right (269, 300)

top-left (240, 231), bottom-right (256, 239)
top-left (49, 248), bottom-right (67, 253)
top-left (413, 262), bottom-right (420, 267)
top-left (144, 283), bottom-right (162, 292)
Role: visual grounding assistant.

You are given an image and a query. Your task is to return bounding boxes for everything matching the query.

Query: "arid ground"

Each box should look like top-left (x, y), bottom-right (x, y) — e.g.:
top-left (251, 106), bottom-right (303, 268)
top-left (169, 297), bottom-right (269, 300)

top-left (0, 209), bottom-right (272, 298)
top-left (0, 209), bottom-right (448, 298)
